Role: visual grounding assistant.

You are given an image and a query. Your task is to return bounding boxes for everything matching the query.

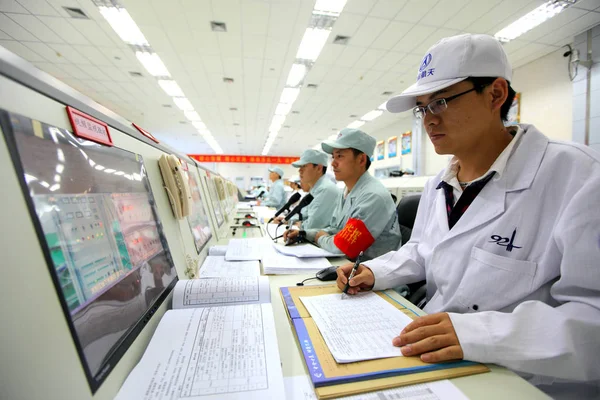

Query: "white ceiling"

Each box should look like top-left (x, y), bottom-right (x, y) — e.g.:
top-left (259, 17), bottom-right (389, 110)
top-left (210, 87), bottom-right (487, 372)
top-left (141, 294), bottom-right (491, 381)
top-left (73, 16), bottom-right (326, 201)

top-left (1, 0), bottom-right (600, 156)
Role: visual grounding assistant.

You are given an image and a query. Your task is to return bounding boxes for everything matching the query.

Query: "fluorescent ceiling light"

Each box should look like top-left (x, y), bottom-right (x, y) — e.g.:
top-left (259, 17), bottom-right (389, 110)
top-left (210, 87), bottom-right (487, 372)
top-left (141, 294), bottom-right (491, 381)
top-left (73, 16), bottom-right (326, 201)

top-left (378, 102), bottom-right (387, 111)
top-left (268, 130), bottom-right (278, 139)
top-left (158, 80), bottom-right (184, 97)
top-left (192, 121), bottom-right (207, 131)
top-left (184, 110), bottom-right (201, 121)
top-left (347, 120), bottom-right (365, 129)
top-left (280, 88), bottom-right (300, 104)
top-left (313, 0), bottom-right (348, 16)
top-left (275, 103), bottom-right (292, 116)
top-left (286, 63), bottom-right (307, 87)
top-left (494, 0), bottom-right (574, 42)
top-left (361, 110), bottom-right (383, 121)
top-left (270, 115), bottom-right (286, 131)
top-left (98, 6), bottom-right (149, 46)
top-left (296, 28), bottom-right (331, 61)
top-left (173, 97), bottom-right (194, 111)
top-left (135, 52), bottom-right (170, 77)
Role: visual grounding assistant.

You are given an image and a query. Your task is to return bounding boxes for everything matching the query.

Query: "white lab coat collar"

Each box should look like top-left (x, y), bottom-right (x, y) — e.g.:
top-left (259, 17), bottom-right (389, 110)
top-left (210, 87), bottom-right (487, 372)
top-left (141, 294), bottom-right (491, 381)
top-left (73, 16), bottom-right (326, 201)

top-left (433, 124), bottom-right (549, 239)
top-left (440, 126), bottom-right (524, 195)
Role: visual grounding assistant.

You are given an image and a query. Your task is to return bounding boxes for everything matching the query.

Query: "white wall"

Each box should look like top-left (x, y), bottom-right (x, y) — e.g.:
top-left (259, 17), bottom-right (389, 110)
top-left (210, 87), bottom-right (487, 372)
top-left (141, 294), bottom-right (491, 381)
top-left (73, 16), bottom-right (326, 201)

top-left (511, 47), bottom-right (574, 141)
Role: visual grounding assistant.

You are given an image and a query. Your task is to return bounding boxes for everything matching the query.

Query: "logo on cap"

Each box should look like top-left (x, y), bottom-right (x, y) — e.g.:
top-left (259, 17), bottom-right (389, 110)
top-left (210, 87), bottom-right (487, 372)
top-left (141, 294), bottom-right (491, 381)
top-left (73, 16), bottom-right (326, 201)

top-left (336, 131), bottom-right (343, 139)
top-left (419, 53), bottom-right (432, 72)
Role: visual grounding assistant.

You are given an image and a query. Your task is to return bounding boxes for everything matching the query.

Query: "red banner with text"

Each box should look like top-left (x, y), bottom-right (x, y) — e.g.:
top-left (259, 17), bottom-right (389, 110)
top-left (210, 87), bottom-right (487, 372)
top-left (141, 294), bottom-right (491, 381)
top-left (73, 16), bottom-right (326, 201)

top-left (189, 155), bottom-right (299, 164)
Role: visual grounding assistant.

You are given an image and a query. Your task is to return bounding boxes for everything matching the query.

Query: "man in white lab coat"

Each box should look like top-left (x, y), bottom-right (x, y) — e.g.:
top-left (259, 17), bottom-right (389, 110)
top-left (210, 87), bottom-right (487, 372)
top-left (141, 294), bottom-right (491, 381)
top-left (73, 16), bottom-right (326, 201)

top-left (336, 34), bottom-right (600, 398)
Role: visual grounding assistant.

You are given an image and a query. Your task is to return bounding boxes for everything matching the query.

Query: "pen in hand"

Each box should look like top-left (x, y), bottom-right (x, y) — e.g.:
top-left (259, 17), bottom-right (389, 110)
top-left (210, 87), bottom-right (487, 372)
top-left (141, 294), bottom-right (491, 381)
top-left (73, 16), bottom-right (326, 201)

top-left (342, 251), bottom-right (363, 298)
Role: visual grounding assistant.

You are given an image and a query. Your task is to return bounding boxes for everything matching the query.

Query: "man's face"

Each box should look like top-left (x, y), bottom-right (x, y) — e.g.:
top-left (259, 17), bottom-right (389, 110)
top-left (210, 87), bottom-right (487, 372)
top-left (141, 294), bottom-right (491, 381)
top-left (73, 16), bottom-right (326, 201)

top-left (331, 149), bottom-right (363, 182)
top-left (269, 171), bottom-right (279, 181)
top-left (416, 80), bottom-right (495, 156)
top-left (299, 163), bottom-right (321, 187)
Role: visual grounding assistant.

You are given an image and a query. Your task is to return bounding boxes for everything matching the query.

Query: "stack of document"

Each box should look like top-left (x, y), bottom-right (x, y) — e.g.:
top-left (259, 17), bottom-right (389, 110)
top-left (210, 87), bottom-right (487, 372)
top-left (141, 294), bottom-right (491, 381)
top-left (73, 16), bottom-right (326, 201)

top-left (225, 238), bottom-right (276, 261)
top-left (198, 255), bottom-right (260, 278)
top-left (263, 252), bottom-right (332, 275)
top-left (273, 242), bottom-right (343, 258)
top-left (207, 245), bottom-right (228, 256)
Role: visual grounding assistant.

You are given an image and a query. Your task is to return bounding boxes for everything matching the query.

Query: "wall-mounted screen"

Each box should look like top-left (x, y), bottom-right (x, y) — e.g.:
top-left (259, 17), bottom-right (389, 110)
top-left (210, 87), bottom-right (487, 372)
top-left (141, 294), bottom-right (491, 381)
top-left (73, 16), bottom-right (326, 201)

top-left (184, 165), bottom-right (212, 253)
top-left (0, 110), bottom-right (177, 392)
top-left (204, 173), bottom-right (224, 227)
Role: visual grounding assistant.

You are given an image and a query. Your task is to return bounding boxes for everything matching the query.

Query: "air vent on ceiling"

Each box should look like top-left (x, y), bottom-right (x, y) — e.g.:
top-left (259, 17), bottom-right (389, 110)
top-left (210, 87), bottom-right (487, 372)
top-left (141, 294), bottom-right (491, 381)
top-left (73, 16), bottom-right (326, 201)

top-left (179, 121), bottom-right (187, 124)
top-left (331, 128), bottom-right (338, 131)
top-left (306, 84), bottom-right (318, 89)
top-left (229, 107), bottom-right (238, 111)
top-left (233, 123), bottom-right (240, 126)
top-left (333, 35), bottom-right (350, 45)
top-left (382, 91), bottom-right (394, 95)
top-left (223, 77), bottom-right (234, 83)
top-left (349, 114), bottom-right (358, 118)
top-left (292, 111), bottom-right (300, 114)
top-left (283, 125), bottom-right (290, 128)
top-left (162, 104), bottom-right (172, 108)
top-left (129, 71), bottom-right (143, 77)
top-left (63, 7), bottom-right (89, 19)
top-left (211, 21), bottom-right (227, 32)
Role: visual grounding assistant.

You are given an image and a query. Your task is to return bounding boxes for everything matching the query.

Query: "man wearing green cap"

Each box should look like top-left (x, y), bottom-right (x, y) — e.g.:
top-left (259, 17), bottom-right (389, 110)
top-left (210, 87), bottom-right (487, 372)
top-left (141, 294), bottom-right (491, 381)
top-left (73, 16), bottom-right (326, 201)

top-left (286, 128), bottom-right (401, 261)
top-left (278, 149), bottom-right (339, 230)
top-left (258, 166), bottom-right (286, 209)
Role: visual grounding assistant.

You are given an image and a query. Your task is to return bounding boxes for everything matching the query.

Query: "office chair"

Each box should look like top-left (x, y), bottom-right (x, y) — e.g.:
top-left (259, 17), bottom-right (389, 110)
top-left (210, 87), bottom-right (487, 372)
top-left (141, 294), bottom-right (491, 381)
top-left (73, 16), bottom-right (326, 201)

top-left (395, 194), bottom-right (427, 306)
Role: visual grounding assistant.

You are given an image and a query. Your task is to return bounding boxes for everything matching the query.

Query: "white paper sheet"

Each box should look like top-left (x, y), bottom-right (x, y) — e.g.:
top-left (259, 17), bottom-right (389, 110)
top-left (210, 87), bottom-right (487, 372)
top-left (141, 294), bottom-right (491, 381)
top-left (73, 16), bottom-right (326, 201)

top-left (262, 252), bottom-right (331, 275)
top-left (198, 256), bottom-right (260, 277)
top-left (172, 276), bottom-right (270, 309)
top-left (284, 375), bottom-right (470, 400)
top-left (115, 304), bottom-right (285, 400)
top-left (273, 242), bottom-right (343, 258)
top-left (299, 292), bottom-right (413, 363)
top-left (208, 245), bottom-right (228, 256)
top-left (225, 238), bottom-right (274, 261)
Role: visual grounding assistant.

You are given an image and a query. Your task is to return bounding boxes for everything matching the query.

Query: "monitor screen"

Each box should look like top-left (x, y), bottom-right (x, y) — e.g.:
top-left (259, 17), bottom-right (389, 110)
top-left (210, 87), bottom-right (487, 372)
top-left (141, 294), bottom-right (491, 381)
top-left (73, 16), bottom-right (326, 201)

top-left (184, 164), bottom-right (212, 253)
top-left (204, 172), bottom-right (224, 227)
top-left (0, 110), bottom-right (177, 392)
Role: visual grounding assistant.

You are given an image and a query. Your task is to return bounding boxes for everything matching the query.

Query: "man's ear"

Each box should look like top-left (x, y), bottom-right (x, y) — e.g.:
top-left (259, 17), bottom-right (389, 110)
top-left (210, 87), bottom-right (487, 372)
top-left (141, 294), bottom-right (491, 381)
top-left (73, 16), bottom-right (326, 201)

top-left (489, 78), bottom-right (509, 114)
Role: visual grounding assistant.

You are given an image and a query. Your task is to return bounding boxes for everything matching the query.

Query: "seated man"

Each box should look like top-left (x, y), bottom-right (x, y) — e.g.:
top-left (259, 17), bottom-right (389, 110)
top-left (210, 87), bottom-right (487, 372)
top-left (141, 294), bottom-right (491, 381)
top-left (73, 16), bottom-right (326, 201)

top-left (336, 33), bottom-right (600, 399)
top-left (278, 149), bottom-right (339, 229)
top-left (287, 129), bottom-right (401, 261)
top-left (258, 166), bottom-right (286, 209)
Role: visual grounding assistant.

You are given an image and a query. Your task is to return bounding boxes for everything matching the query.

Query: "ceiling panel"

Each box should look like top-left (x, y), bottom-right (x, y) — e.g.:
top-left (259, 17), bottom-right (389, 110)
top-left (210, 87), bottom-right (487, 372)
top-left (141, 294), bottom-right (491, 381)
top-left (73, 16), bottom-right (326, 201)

top-left (1, 0), bottom-right (593, 156)
top-left (0, 39), bottom-right (45, 62)
top-left (349, 17), bottom-right (390, 47)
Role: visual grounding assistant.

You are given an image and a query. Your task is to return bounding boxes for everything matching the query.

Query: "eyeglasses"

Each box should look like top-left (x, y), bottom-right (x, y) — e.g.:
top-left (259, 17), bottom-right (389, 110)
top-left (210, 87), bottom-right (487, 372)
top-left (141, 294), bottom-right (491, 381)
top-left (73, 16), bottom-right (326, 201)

top-left (413, 86), bottom-right (482, 119)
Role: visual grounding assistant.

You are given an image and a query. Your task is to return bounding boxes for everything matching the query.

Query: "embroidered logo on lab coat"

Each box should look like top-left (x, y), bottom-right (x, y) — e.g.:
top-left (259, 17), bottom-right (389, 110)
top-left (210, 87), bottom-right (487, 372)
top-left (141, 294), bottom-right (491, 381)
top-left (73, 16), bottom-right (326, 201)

top-left (489, 228), bottom-right (522, 252)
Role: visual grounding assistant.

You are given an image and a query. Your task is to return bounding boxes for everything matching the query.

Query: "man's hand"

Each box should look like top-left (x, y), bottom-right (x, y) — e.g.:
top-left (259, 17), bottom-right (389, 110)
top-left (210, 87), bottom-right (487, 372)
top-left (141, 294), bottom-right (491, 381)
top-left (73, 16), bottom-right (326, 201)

top-left (314, 230), bottom-right (328, 242)
top-left (273, 216), bottom-right (285, 223)
top-left (283, 229), bottom-right (299, 242)
top-left (256, 200), bottom-right (261, 206)
top-left (335, 263), bottom-right (374, 295)
top-left (393, 313), bottom-right (463, 363)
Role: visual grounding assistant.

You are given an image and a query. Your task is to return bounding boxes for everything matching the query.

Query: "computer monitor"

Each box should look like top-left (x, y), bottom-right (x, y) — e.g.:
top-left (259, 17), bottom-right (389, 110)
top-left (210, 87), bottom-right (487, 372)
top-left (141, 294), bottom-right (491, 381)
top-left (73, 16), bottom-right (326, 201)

top-left (184, 164), bottom-right (212, 253)
top-left (0, 110), bottom-right (177, 392)
top-left (204, 172), bottom-right (224, 227)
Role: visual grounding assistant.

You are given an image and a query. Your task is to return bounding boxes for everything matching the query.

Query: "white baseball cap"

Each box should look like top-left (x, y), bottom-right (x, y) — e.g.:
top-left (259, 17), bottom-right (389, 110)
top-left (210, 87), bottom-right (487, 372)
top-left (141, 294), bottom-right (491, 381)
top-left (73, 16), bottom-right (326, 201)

top-left (386, 34), bottom-right (513, 114)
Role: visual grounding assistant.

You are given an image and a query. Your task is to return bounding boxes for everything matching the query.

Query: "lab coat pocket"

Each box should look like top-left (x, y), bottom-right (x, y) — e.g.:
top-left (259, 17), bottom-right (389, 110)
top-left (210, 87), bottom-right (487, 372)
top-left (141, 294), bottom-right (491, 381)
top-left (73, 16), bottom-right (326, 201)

top-left (457, 247), bottom-right (537, 312)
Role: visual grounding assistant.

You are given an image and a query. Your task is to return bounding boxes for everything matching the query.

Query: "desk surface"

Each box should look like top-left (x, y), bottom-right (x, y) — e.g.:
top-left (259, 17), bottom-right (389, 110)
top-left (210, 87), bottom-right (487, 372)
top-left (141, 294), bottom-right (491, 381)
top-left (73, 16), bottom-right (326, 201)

top-left (215, 211), bottom-right (550, 399)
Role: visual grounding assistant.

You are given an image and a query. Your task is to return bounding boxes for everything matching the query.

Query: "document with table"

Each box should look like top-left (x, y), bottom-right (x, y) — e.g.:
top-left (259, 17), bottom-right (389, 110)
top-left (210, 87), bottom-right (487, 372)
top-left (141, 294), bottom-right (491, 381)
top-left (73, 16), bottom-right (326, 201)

top-left (172, 276), bottom-right (270, 308)
top-left (115, 303), bottom-right (284, 399)
top-left (299, 292), bottom-right (413, 363)
top-left (198, 256), bottom-right (260, 277)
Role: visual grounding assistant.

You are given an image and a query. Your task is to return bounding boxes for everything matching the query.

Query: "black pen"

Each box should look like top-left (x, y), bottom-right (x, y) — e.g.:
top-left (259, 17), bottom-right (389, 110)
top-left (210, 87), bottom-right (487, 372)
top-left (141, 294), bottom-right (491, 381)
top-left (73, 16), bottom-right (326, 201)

top-left (342, 251), bottom-right (363, 298)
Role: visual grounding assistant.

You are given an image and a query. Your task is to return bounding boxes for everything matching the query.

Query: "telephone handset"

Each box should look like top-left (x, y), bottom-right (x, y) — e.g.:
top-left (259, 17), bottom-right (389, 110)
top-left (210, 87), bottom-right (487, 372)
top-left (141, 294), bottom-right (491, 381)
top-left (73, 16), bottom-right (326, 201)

top-left (158, 154), bottom-right (192, 219)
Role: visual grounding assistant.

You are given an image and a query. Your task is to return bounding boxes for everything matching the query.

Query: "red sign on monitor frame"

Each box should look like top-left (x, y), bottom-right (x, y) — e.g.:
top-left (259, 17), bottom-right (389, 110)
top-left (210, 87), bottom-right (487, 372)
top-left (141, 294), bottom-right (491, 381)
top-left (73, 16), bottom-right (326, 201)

top-left (66, 106), bottom-right (113, 146)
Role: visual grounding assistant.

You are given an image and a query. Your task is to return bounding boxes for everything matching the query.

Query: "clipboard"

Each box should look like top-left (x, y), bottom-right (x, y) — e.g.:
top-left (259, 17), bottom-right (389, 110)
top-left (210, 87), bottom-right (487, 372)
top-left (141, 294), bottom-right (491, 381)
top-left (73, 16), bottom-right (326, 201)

top-left (280, 285), bottom-right (489, 399)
